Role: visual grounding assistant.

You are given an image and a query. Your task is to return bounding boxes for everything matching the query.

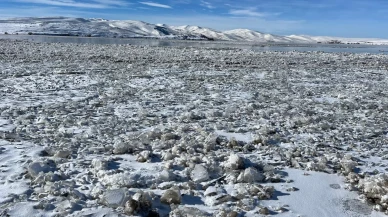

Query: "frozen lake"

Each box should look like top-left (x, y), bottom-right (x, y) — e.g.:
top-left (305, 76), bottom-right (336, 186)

top-left (1, 39), bottom-right (388, 217)
top-left (1, 34), bottom-right (388, 54)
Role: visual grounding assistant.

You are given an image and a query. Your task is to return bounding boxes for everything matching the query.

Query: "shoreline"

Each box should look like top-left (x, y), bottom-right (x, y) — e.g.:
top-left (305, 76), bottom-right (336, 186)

top-left (1, 34), bottom-right (388, 47)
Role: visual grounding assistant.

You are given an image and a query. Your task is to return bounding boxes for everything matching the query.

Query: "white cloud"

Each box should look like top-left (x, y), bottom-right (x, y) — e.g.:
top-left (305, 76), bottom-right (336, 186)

top-left (92, 0), bottom-right (129, 6)
top-left (0, 6), bottom-right (104, 18)
top-left (200, 0), bottom-right (215, 9)
top-left (229, 9), bottom-right (266, 17)
top-left (13, 0), bottom-right (127, 8)
top-left (139, 1), bottom-right (172, 8)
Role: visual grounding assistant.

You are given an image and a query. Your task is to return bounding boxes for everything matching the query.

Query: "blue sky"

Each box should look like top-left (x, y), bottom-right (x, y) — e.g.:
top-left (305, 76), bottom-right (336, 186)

top-left (0, 0), bottom-right (387, 38)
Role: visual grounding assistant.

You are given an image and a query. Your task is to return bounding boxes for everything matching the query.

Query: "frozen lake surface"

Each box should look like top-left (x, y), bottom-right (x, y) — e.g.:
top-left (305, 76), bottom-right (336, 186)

top-left (1, 34), bottom-right (388, 54)
top-left (1, 39), bottom-right (388, 217)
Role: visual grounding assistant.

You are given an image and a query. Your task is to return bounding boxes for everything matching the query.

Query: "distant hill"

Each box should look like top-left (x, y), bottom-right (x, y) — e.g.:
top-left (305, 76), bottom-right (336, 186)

top-left (1, 17), bottom-right (388, 45)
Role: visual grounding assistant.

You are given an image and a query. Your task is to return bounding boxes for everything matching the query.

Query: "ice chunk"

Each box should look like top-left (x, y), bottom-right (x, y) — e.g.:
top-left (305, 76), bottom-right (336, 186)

top-left (340, 159), bottom-right (357, 175)
top-left (204, 186), bottom-right (230, 206)
top-left (124, 199), bottom-right (139, 215)
top-left (160, 187), bottom-right (181, 205)
top-left (224, 154), bottom-right (244, 170)
top-left (204, 186), bottom-right (218, 197)
top-left (190, 164), bottom-right (210, 182)
top-left (161, 133), bottom-right (180, 141)
top-left (101, 189), bottom-right (130, 208)
top-left (137, 150), bottom-right (151, 162)
top-left (113, 142), bottom-right (129, 154)
top-left (162, 151), bottom-right (174, 161)
top-left (54, 150), bottom-right (71, 158)
top-left (158, 170), bottom-right (175, 182)
top-left (242, 167), bottom-right (265, 183)
top-left (28, 160), bottom-right (57, 177)
top-left (91, 158), bottom-right (108, 170)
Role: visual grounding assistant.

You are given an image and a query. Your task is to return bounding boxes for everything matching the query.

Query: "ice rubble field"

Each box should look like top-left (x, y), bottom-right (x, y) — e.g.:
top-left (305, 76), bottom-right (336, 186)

top-left (1, 39), bottom-right (388, 217)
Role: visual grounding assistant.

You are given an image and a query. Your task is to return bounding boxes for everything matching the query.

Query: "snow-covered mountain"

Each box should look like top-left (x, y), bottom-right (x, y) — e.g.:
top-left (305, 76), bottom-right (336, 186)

top-left (0, 17), bottom-right (180, 38)
top-left (224, 29), bottom-right (294, 43)
top-left (171, 25), bottom-right (231, 41)
top-left (1, 17), bottom-right (388, 45)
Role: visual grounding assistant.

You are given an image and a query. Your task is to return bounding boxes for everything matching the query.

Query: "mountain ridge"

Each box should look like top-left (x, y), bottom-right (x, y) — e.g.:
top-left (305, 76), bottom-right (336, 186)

top-left (1, 17), bottom-right (388, 45)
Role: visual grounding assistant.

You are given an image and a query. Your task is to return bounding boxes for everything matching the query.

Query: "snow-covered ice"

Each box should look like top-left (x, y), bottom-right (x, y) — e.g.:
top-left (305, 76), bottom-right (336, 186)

top-left (1, 39), bottom-right (388, 216)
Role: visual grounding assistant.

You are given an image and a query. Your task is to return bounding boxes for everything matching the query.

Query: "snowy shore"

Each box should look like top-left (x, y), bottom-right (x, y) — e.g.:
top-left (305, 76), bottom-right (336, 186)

top-left (1, 39), bottom-right (388, 217)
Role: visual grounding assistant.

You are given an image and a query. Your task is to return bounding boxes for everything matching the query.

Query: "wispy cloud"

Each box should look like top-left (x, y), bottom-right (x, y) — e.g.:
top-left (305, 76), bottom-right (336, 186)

top-left (0, 6), bottom-right (106, 18)
top-left (139, 1), bottom-right (171, 8)
top-left (228, 8), bottom-right (280, 17)
top-left (170, 0), bottom-right (190, 4)
top-left (229, 9), bottom-right (265, 17)
top-left (92, 0), bottom-right (129, 6)
top-left (13, 0), bottom-right (128, 8)
top-left (200, 0), bottom-right (214, 9)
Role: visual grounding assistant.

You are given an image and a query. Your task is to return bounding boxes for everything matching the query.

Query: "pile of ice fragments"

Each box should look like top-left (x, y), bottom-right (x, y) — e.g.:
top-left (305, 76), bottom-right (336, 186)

top-left (0, 39), bottom-right (388, 216)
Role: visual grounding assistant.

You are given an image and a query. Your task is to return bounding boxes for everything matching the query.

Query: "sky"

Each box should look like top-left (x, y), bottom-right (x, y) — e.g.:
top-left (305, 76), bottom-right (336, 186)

top-left (0, 0), bottom-right (387, 38)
